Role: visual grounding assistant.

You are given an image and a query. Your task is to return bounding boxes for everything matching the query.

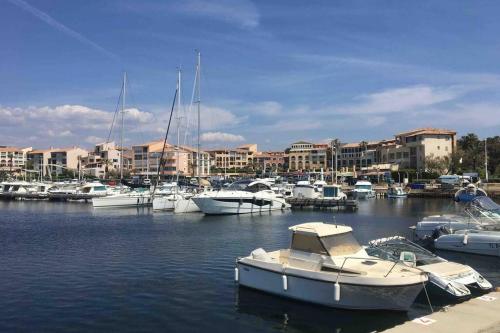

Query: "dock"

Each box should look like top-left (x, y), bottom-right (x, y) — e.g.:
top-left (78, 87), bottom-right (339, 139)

top-left (286, 198), bottom-right (358, 211)
top-left (382, 291), bottom-right (500, 333)
top-left (0, 192), bottom-right (101, 202)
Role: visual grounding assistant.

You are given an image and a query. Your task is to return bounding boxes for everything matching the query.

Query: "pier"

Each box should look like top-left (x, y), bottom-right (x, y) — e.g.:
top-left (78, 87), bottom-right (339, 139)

top-left (0, 192), bottom-right (101, 202)
top-left (382, 290), bottom-right (500, 333)
top-left (286, 198), bottom-right (358, 211)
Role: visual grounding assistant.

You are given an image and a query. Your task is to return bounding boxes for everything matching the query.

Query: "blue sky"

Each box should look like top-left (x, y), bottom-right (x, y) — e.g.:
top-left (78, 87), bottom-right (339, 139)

top-left (1, 0), bottom-right (500, 150)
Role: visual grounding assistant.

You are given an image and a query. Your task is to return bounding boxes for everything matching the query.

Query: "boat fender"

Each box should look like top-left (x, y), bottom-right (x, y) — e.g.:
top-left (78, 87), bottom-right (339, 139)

top-left (463, 232), bottom-right (468, 245)
top-left (334, 282), bottom-right (341, 301)
top-left (282, 275), bottom-right (288, 291)
top-left (281, 203), bottom-right (285, 210)
top-left (234, 267), bottom-right (239, 282)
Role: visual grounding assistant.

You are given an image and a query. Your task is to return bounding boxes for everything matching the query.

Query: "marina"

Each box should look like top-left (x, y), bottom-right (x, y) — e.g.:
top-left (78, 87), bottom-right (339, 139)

top-left (1, 197), bottom-right (499, 332)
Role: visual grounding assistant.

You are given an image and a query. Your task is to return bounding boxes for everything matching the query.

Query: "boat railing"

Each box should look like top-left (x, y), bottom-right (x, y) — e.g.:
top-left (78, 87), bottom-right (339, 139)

top-left (334, 256), bottom-right (404, 283)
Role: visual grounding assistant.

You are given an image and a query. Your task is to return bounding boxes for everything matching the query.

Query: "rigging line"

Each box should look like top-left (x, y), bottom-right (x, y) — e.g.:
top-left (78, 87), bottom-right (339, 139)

top-left (106, 81), bottom-right (124, 143)
top-left (152, 87), bottom-right (178, 196)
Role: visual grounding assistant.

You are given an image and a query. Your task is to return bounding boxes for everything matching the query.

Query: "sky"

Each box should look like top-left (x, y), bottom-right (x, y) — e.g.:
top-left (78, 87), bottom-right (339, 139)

top-left (1, 0), bottom-right (500, 151)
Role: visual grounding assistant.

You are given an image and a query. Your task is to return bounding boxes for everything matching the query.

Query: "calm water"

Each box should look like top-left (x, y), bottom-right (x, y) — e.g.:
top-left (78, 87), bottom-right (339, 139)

top-left (0, 198), bottom-right (499, 333)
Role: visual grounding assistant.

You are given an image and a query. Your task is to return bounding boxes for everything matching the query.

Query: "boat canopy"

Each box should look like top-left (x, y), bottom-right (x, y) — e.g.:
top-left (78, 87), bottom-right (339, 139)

top-left (472, 197), bottom-right (500, 212)
top-left (289, 223), bottom-right (362, 256)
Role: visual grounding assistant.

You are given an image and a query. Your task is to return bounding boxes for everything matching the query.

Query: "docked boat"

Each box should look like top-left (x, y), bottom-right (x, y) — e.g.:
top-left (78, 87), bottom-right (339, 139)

top-left (152, 183), bottom-right (180, 211)
top-left (454, 184), bottom-right (487, 203)
top-left (92, 189), bottom-right (152, 208)
top-left (434, 229), bottom-right (500, 257)
top-left (322, 184), bottom-right (347, 200)
top-left (387, 186), bottom-right (407, 199)
top-left (236, 222), bottom-right (428, 311)
top-left (292, 180), bottom-right (321, 199)
top-left (192, 179), bottom-right (290, 215)
top-left (353, 180), bottom-right (375, 199)
top-left (367, 236), bottom-right (492, 298)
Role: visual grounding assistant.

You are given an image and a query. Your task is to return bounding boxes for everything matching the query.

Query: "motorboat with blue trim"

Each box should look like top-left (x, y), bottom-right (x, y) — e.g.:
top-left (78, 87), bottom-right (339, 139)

top-left (454, 184), bottom-right (487, 203)
top-left (366, 236), bottom-right (492, 299)
top-left (235, 222), bottom-right (428, 311)
top-left (322, 184), bottom-right (347, 200)
top-left (434, 229), bottom-right (500, 257)
top-left (192, 179), bottom-right (290, 215)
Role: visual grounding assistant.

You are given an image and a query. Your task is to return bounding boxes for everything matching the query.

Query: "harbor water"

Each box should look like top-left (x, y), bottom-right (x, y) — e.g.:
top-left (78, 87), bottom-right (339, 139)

top-left (0, 198), bottom-right (499, 332)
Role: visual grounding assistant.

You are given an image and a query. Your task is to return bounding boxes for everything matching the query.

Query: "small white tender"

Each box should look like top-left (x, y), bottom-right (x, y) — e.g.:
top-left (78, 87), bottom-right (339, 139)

top-left (236, 222), bottom-right (428, 311)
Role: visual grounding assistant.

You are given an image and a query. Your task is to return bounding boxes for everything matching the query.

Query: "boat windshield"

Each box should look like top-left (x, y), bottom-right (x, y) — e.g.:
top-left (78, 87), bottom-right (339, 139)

top-left (228, 179), bottom-right (254, 191)
top-left (319, 232), bottom-right (362, 256)
top-left (355, 185), bottom-right (372, 190)
top-left (367, 238), bottom-right (443, 265)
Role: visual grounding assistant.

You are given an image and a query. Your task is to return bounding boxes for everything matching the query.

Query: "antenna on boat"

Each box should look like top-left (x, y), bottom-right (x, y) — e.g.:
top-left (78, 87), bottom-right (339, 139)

top-left (195, 50), bottom-right (201, 185)
top-left (120, 71), bottom-right (127, 182)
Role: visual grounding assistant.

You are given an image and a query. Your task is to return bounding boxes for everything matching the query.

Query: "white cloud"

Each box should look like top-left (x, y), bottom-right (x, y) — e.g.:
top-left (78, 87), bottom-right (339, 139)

top-left (201, 131), bottom-right (245, 142)
top-left (85, 136), bottom-right (105, 144)
top-left (246, 101), bottom-right (283, 116)
top-left (173, 0), bottom-right (260, 28)
top-left (334, 85), bottom-right (467, 115)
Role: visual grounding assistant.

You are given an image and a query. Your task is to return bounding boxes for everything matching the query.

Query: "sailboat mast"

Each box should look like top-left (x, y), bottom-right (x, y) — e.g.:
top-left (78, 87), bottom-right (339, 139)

top-left (176, 68), bottom-right (181, 183)
top-left (485, 138), bottom-right (489, 182)
top-left (196, 51), bottom-right (201, 180)
top-left (120, 72), bottom-right (126, 180)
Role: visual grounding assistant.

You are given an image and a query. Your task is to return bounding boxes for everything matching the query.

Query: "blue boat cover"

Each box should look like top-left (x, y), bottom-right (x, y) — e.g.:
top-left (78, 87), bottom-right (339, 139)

top-left (472, 196), bottom-right (500, 211)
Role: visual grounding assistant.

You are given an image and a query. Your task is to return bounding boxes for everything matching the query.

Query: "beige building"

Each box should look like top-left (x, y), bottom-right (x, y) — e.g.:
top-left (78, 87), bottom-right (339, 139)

top-left (27, 147), bottom-right (88, 176)
top-left (81, 142), bottom-right (132, 178)
top-left (338, 128), bottom-right (456, 172)
top-left (287, 141), bottom-right (328, 171)
top-left (0, 146), bottom-right (32, 172)
top-left (132, 140), bottom-right (210, 177)
top-left (253, 151), bottom-right (286, 171)
top-left (207, 144), bottom-right (258, 170)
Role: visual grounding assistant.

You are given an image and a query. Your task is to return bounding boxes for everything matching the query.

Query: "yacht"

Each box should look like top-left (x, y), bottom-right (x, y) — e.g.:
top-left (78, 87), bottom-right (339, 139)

top-left (152, 182), bottom-right (180, 211)
top-left (192, 179), bottom-right (290, 215)
top-left (434, 229), bottom-right (500, 257)
top-left (353, 180), bottom-right (375, 199)
top-left (387, 186), bottom-right (407, 198)
top-left (236, 222), bottom-right (428, 311)
top-left (292, 180), bottom-right (321, 199)
top-left (92, 188), bottom-right (152, 208)
top-left (322, 185), bottom-right (347, 200)
top-left (367, 236), bottom-right (492, 298)
top-left (174, 192), bottom-right (201, 213)
top-left (454, 184), bottom-right (487, 203)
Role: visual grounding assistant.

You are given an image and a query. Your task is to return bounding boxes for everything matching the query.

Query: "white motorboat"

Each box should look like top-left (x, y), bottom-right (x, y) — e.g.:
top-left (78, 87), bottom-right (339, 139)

top-left (434, 229), bottom-right (500, 257)
top-left (92, 189), bottom-right (152, 208)
top-left (152, 183), bottom-right (180, 211)
top-left (292, 180), bottom-right (321, 199)
top-left (192, 179), bottom-right (290, 215)
top-left (367, 236), bottom-right (492, 298)
top-left (322, 185), bottom-right (347, 200)
top-left (236, 222), bottom-right (428, 311)
top-left (353, 180), bottom-right (375, 199)
top-left (387, 186), bottom-right (407, 199)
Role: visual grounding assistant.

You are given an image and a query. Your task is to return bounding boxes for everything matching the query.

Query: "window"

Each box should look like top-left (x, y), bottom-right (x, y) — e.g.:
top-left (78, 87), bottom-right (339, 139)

top-left (437, 146), bottom-right (440, 150)
top-left (320, 232), bottom-right (362, 256)
top-left (291, 233), bottom-right (327, 254)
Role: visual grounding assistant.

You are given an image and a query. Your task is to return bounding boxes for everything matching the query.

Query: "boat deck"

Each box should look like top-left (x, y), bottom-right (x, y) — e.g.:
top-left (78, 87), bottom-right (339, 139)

top-left (382, 290), bottom-right (500, 333)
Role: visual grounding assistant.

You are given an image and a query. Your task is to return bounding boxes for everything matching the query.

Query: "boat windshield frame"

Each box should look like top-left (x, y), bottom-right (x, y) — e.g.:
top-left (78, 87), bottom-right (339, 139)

top-left (355, 185), bottom-right (372, 190)
top-left (367, 238), bottom-right (443, 265)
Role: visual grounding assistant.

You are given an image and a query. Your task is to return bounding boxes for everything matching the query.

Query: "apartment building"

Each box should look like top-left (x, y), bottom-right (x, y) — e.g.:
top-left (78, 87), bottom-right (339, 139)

top-left (47, 147), bottom-right (88, 175)
top-left (253, 151), bottom-right (286, 171)
top-left (0, 146), bottom-right (32, 172)
top-left (132, 140), bottom-right (210, 177)
top-left (207, 144), bottom-right (258, 170)
top-left (337, 128), bottom-right (456, 172)
top-left (81, 142), bottom-right (132, 178)
top-left (287, 141), bottom-right (328, 171)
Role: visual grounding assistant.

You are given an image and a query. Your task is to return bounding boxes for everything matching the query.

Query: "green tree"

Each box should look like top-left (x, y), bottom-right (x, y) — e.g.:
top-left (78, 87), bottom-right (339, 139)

top-left (424, 154), bottom-right (450, 175)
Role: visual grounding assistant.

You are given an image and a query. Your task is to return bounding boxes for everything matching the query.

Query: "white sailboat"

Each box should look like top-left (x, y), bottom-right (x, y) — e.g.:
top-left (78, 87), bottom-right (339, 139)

top-left (93, 73), bottom-right (152, 208)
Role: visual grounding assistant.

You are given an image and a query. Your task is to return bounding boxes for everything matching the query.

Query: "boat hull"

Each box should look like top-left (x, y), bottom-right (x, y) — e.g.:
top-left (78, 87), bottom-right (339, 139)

top-left (237, 263), bottom-right (424, 311)
top-left (434, 234), bottom-right (500, 257)
top-left (174, 197), bottom-right (201, 213)
top-left (192, 196), bottom-right (289, 215)
top-left (152, 195), bottom-right (176, 210)
top-left (92, 195), bottom-right (152, 208)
